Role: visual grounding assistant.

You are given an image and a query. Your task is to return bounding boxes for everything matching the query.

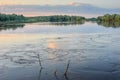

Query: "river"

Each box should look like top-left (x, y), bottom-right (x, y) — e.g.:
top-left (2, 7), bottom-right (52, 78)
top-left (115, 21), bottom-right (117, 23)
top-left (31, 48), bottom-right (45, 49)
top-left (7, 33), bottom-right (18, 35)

top-left (0, 22), bottom-right (120, 80)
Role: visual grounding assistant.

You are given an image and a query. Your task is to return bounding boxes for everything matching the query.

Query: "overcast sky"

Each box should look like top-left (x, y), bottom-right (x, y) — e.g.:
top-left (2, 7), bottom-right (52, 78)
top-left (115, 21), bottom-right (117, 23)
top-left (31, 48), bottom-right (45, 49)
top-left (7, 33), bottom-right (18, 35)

top-left (0, 0), bottom-right (120, 9)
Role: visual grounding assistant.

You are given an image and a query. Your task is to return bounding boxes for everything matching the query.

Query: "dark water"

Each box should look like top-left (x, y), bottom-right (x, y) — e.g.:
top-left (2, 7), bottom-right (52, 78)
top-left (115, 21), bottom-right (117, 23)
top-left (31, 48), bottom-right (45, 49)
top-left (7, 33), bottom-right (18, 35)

top-left (0, 22), bottom-right (120, 80)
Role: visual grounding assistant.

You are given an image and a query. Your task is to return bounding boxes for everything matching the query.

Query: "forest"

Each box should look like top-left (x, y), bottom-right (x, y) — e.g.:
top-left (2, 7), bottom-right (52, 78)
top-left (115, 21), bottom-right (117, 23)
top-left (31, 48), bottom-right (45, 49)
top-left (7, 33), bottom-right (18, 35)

top-left (0, 14), bottom-right (85, 23)
top-left (96, 14), bottom-right (120, 27)
top-left (0, 13), bottom-right (120, 24)
top-left (97, 14), bottom-right (120, 22)
top-left (0, 14), bottom-right (25, 22)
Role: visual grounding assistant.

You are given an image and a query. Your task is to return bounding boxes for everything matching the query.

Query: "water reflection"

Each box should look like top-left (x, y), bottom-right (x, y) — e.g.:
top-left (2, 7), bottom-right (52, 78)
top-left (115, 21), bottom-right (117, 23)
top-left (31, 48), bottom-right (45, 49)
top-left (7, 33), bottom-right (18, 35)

top-left (0, 24), bottom-right (25, 31)
top-left (97, 21), bottom-right (120, 28)
top-left (48, 39), bottom-right (58, 49)
top-left (0, 22), bottom-right (120, 80)
top-left (49, 21), bottom-right (85, 26)
top-left (0, 21), bottom-right (120, 33)
top-left (47, 39), bottom-right (59, 62)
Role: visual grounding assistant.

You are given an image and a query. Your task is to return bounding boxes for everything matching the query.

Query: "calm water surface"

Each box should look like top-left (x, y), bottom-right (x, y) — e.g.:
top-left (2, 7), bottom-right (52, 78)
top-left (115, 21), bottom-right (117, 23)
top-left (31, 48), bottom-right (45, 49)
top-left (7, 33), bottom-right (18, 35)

top-left (0, 22), bottom-right (120, 80)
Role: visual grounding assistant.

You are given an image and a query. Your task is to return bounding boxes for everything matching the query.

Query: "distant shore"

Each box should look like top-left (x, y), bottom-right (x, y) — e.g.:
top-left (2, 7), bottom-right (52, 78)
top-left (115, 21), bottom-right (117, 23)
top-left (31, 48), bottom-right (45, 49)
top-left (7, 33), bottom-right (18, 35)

top-left (0, 13), bottom-right (120, 26)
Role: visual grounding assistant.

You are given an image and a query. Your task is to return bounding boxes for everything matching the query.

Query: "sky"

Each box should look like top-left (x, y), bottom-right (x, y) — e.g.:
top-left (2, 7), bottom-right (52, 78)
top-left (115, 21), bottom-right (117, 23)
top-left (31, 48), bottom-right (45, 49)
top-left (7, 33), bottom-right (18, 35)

top-left (0, 0), bottom-right (120, 17)
top-left (0, 0), bottom-right (120, 9)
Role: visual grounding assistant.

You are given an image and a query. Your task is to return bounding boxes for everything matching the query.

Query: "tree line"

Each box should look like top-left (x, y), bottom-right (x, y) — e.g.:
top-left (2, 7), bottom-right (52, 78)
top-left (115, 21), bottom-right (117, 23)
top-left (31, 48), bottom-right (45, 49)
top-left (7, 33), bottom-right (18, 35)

top-left (0, 13), bottom-right (25, 22)
top-left (0, 13), bottom-right (120, 23)
top-left (96, 14), bottom-right (120, 27)
top-left (26, 15), bottom-right (85, 23)
top-left (97, 14), bottom-right (120, 22)
top-left (0, 13), bottom-right (85, 23)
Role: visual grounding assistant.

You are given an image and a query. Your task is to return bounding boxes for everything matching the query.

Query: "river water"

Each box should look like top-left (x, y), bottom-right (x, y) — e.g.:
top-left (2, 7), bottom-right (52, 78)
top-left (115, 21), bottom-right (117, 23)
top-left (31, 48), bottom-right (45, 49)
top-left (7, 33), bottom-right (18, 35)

top-left (0, 22), bottom-right (120, 80)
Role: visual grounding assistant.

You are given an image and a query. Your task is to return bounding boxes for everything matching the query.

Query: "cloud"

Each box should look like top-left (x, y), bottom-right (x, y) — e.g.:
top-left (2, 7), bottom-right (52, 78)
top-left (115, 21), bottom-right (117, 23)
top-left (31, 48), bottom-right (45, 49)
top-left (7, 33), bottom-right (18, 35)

top-left (69, 1), bottom-right (85, 6)
top-left (0, 5), bottom-right (120, 18)
top-left (69, 1), bottom-right (76, 5)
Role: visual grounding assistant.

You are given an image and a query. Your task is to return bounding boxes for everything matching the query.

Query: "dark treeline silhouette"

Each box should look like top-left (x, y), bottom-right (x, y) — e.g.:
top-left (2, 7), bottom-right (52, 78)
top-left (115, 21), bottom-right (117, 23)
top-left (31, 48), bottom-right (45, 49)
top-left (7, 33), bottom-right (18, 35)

top-left (0, 13), bottom-right (120, 28)
top-left (96, 14), bottom-right (120, 28)
top-left (0, 13), bottom-right (25, 22)
top-left (0, 13), bottom-right (85, 23)
top-left (0, 13), bottom-right (120, 23)
top-left (26, 15), bottom-right (85, 23)
top-left (97, 14), bottom-right (120, 22)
